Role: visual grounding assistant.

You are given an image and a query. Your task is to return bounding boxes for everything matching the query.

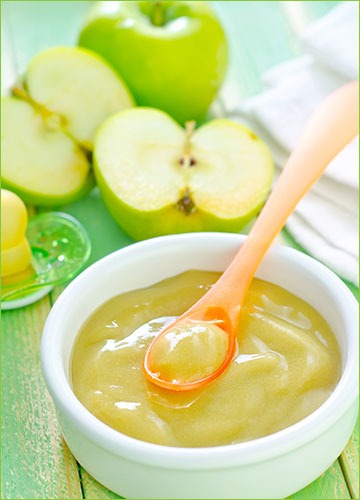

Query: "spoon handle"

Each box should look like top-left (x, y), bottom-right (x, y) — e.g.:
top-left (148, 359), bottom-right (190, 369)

top-left (198, 81), bottom-right (359, 318)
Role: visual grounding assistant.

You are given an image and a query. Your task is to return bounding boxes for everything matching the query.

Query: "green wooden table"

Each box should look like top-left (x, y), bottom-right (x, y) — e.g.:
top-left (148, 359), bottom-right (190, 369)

top-left (2, 2), bottom-right (358, 499)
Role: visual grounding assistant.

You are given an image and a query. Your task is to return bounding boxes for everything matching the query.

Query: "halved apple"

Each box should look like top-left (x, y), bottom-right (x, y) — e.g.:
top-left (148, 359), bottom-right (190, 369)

top-left (2, 97), bottom-right (93, 205)
top-left (94, 108), bottom-right (274, 240)
top-left (26, 47), bottom-right (135, 149)
top-left (1, 46), bottom-right (134, 205)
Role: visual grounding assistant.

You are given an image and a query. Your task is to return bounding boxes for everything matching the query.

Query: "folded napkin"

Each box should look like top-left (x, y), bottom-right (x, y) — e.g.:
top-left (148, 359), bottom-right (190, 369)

top-left (227, 2), bottom-right (359, 286)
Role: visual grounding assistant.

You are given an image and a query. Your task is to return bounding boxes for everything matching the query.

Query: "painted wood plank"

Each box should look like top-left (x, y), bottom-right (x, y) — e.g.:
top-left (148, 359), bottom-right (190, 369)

top-left (57, 188), bottom-right (133, 267)
top-left (2, 0), bottom-right (92, 75)
top-left (1, 300), bottom-right (82, 499)
top-left (79, 468), bottom-right (121, 500)
top-left (290, 459), bottom-right (351, 499)
top-left (339, 421), bottom-right (359, 499)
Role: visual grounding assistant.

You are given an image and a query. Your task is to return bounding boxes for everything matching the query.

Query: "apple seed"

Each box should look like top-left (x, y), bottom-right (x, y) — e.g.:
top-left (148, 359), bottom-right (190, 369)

top-left (179, 157), bottom-right (197, 167)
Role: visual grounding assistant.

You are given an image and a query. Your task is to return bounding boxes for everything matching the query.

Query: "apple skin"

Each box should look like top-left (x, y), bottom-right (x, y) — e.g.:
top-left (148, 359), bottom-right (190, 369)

top-left (78, 1), bottom-right (228, 125)
top-left (1, 171), bottom-right (96, 207)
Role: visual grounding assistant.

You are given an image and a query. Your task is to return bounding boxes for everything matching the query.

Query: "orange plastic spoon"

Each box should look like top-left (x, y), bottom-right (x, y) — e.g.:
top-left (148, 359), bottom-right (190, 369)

top-left (143, 81), bottom-right (359, 392)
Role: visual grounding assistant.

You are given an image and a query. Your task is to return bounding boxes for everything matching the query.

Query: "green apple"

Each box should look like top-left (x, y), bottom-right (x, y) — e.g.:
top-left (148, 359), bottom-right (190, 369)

top-left (1, 46), bottom-right (134, 205)
top-left (78, 1), bottom-right (228, 124)
top-left (94, 108), bottom-right (274, 240)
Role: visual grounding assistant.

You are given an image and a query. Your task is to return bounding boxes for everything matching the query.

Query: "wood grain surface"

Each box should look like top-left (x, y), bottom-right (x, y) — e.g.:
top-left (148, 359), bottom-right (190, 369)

top-left (1, 1), bottom-right (358, 499)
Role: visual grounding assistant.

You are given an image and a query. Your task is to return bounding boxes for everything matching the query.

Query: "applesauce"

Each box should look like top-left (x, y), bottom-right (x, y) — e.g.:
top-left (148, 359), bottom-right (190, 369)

top-left (71, 270), bottom-right (341, 447)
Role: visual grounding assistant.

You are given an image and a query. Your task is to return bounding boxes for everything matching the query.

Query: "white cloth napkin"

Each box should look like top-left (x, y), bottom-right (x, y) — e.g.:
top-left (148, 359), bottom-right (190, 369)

top-left (227, 2), bottom-right (359, 286)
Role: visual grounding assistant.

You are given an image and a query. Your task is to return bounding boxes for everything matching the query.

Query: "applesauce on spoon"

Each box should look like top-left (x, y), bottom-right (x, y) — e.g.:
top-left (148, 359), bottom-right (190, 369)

top-left (146, 320), bottom-right (229, 384)
top-left (71, 270), bottom-right (341, 448)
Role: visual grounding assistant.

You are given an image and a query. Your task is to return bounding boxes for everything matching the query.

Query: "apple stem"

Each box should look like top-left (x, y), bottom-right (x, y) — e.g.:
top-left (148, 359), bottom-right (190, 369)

top-left (151, 2), bottom-right (165, 27)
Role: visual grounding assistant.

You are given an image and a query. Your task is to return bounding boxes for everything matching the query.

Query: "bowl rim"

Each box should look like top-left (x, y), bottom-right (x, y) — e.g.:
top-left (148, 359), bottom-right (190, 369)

top-left (41, 233), bottom-right (359, 469)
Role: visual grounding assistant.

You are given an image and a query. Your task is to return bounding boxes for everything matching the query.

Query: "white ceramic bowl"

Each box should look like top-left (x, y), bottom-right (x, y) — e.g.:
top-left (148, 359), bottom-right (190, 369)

top-left (41, 233), bottom-right (358, 499)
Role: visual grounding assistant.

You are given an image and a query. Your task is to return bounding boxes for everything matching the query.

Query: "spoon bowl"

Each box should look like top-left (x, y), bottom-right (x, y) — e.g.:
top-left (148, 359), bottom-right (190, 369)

top-left (143, 80), bottom-right (359, 391)
top-left (143, 305), bottom-right (236, 390)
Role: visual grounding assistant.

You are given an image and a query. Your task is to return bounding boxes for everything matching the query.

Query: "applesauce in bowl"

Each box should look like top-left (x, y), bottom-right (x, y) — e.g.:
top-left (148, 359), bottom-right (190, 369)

top-left (41, 233), bottom-right (358, 499)
top-left (71, 270), bottom-right (341, 447)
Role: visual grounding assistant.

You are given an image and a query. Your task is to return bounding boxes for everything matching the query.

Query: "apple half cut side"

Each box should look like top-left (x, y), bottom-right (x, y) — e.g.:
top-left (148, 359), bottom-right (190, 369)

top-left (1, 46), bottom-right (134, 206)
top-left (94, 108), bottom-right (274, 240)
top-left (1, 98), bottom-right (94, 206)
top-left (25, 46), bottom-right (135, 149)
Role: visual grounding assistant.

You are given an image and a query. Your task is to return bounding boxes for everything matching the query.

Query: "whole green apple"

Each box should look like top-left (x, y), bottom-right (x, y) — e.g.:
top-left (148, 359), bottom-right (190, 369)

top-left (78, 1), bottom-right (228, 124)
